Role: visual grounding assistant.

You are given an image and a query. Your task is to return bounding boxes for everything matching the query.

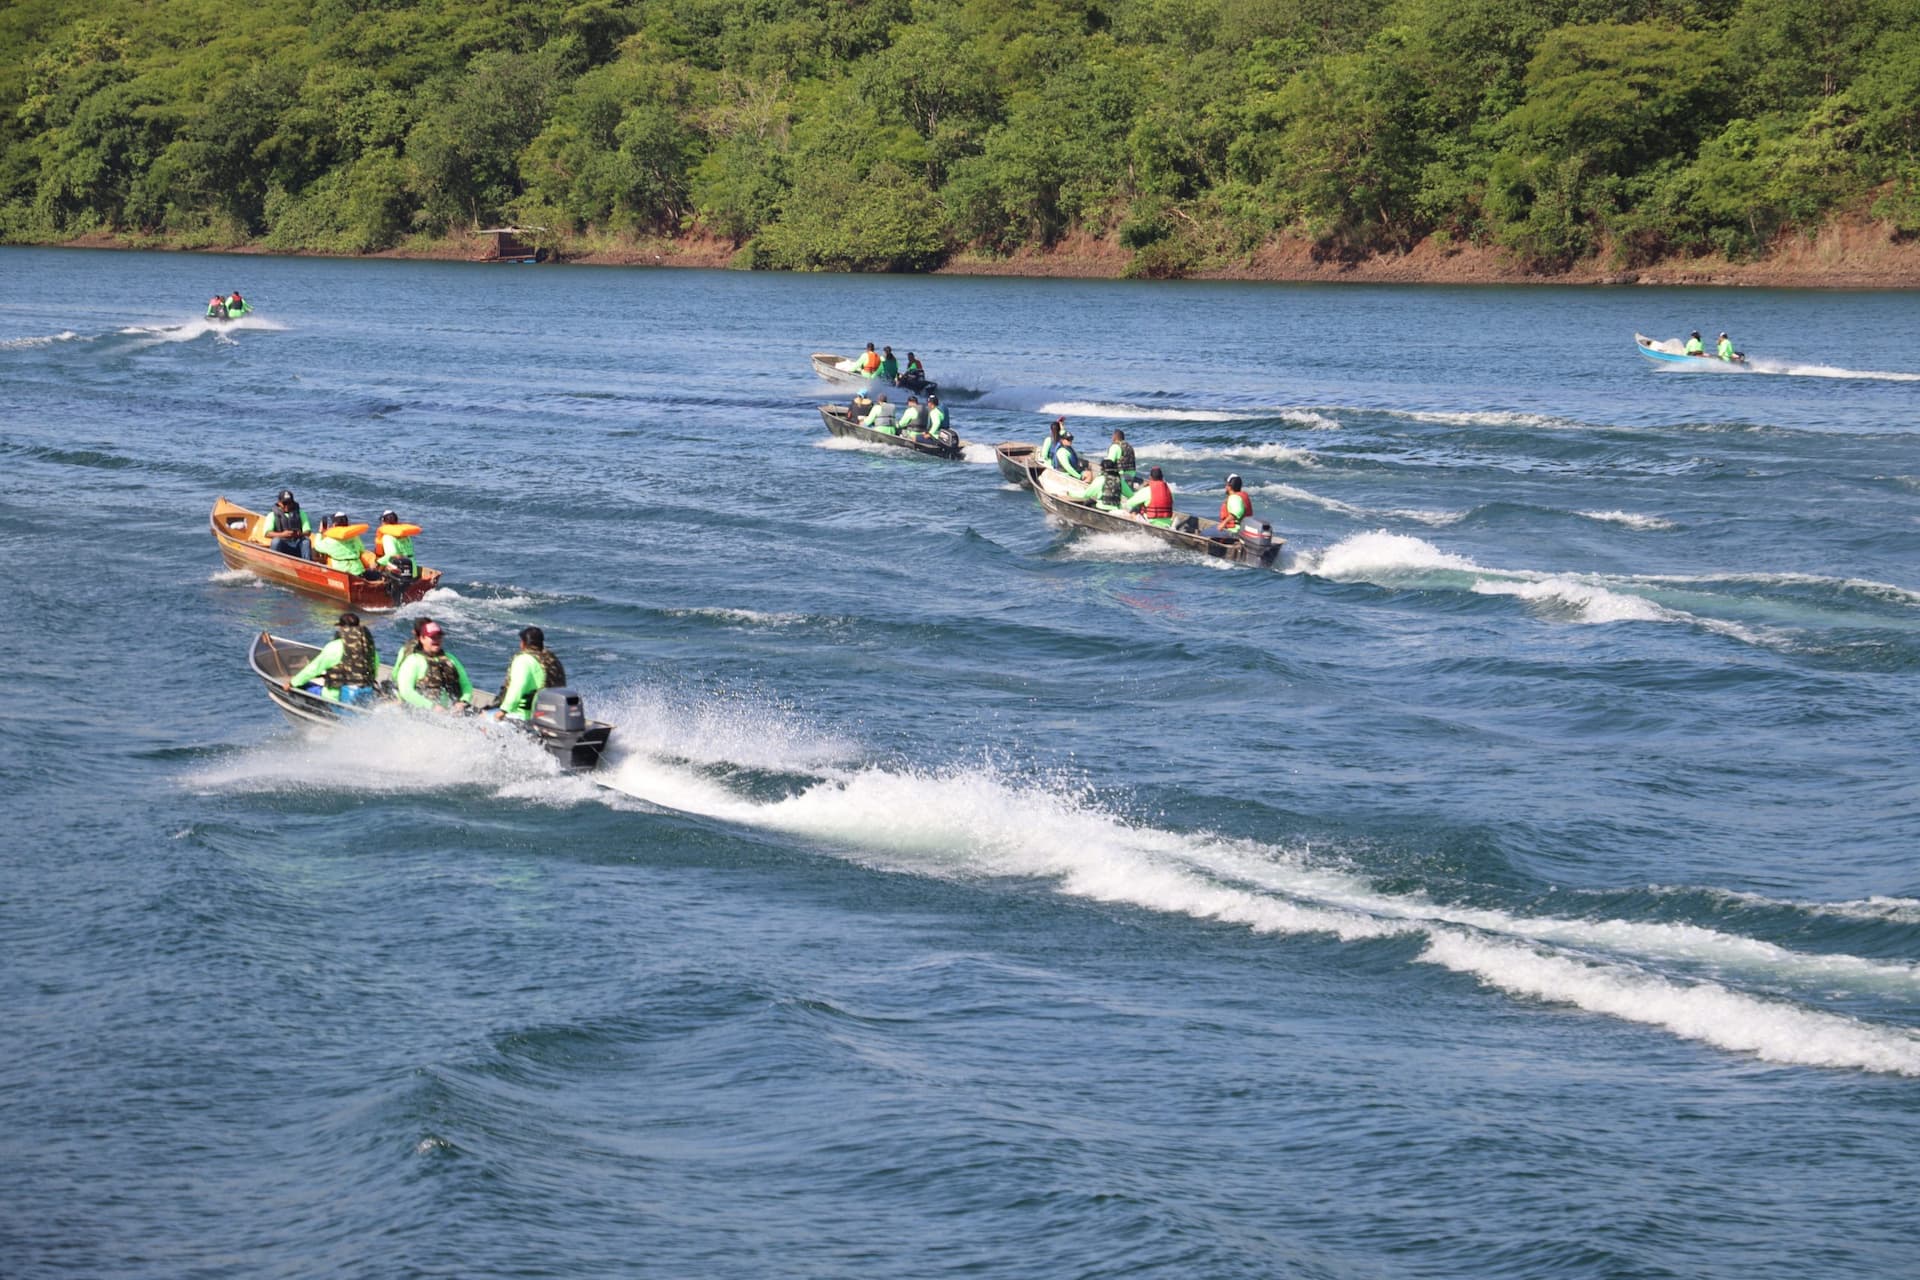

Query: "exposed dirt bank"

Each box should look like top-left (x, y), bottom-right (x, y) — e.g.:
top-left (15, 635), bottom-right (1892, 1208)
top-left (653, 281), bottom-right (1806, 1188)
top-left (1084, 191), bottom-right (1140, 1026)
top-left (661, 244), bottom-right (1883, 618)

top-left (23, 220), bottom-right (1920, 287)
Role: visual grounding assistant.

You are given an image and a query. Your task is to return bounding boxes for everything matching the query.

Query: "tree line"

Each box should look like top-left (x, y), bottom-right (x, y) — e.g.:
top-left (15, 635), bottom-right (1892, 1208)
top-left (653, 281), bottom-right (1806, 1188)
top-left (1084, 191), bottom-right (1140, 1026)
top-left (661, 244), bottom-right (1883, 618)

top-left (2, 0), bottom-right (1916, 274)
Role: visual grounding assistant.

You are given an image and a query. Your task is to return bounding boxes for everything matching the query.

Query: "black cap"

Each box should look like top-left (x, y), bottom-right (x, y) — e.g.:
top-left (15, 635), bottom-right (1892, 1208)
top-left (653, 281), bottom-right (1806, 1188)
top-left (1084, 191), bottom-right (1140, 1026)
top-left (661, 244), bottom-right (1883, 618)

top-left (277, 489), bottom-right (294, 504)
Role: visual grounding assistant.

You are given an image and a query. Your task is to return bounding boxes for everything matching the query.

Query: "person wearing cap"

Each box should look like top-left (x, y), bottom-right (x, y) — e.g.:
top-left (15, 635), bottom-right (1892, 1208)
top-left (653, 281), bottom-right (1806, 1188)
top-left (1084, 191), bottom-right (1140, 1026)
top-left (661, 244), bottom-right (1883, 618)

top-left (925, 393), bottom-right (950, 439)
top-left (896, 394), bottom-right (924, 436)
top-left (394, 621), bottom-right (473, 711)
top-left (283, 612), bottom-right (379, 705)
top-left (1215, 474), bottom-right (1255, 533)
top-left (1050, 428), bottom-right (1089, 481)
top-left (1684, 330), bottom-right (1705, 357)
top-left (374, 510), bottom-right (416, 572)
top-left (311, 513), bottom-right (372, 577)
top-left (1074, 456), bottom-right (1136, 512)
top-left (494, 626), bottom-right (568, 722)
top-left (1107, 428), bottom-right (1137, 481)
top-left (860, 392), bottom-right (898, 435)
top-left (394, 616), bottom-right (436, 667)
top-left (1122, 465), bottom-right (1176, 527)
top-left (1717, 331), bottom-right (1739, 362)
top-left (264, 489), bottom-right (312, 559)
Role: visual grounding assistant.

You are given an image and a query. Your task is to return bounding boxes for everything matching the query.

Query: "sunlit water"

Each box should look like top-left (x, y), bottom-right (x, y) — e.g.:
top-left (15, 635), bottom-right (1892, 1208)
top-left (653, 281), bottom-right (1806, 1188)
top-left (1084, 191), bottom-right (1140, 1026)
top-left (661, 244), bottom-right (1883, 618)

top-left (3, 247), bottom-right (1919, 1279)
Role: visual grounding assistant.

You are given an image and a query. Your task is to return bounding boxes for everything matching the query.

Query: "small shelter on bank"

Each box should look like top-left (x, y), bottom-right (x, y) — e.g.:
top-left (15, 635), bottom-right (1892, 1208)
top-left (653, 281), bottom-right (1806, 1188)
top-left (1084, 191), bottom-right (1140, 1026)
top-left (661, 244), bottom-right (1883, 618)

top-left (472, 227), bottom-right (551, 263)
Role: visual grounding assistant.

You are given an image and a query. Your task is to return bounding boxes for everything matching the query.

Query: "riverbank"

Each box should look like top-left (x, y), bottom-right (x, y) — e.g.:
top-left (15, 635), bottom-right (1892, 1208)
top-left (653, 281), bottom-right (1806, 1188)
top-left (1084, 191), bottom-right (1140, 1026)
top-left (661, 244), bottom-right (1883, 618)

top-left (28, 218), bottom-right (1920, 287)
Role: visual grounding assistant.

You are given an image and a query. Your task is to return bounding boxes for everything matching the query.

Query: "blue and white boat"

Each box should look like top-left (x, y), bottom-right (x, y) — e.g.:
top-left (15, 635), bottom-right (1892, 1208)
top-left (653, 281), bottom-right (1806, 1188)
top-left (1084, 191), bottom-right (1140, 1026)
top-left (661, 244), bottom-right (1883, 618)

top-left (1634, 333), bottom-right (1747, 368)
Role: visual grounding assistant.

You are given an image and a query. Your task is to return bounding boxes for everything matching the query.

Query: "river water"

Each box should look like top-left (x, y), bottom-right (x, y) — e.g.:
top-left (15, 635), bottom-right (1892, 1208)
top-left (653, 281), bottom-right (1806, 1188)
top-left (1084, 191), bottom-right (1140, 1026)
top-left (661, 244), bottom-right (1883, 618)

top-left (3, 247), bottom-right (1918, 1279)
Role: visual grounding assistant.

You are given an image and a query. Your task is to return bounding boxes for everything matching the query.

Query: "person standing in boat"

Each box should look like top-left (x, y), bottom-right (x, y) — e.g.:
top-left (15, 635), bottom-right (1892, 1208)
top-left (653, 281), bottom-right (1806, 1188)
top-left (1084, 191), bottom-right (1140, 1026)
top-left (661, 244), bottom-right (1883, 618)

top-left (860, 393), bottom-right (898, 435)
top-left (1107, 429), bottom-right (1137, 482)
top-left (857, 343), bottom-right (881, 376)
top-left (312, 513), bottom-right (374, 578)
top-left (1684, 331), bottom-right (1705, 356)
top-left (394, 621), bottom-right (474, 711)
top-left (1215, 474), bottom-right (1255, 533)
top-left (495, 626), bottom-right (567, 722)
top-left (283, 612), bottom-right (379, 705)
top-left (1123, 465), bottom-right (1176, 527)
top-left (264, 490), bottom-right (312, 559)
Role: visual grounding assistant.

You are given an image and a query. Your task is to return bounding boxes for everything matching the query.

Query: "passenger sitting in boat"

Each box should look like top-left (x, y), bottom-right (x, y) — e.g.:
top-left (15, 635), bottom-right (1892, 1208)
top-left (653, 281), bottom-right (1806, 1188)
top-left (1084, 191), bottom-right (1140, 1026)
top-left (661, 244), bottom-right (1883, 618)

top-left (1040, 417), bottom-right (1065, 466)
top-left (206, 296), bottom-right (227, 320)
top-left (395, 616), bottom-right (435, 666)
top-left (1685, 330), bottom-right (1705, 356)
top-left (374, 510), bottom-right (417, 572)
top-left (858, 343), bottom-right (881, 376)
top-left (897, 395), bottom-right (924, 435)
top-left (394, 621), bottom-right (473, 711)
top-left (1108, 429), bottom-right (1137, 481)
top-left (265, 489), bottom-right (312, 559)
top-left (283, 612), bottom-right (379, 705)
top-left (1076, 458), bottom-right (1135, 512)
top-left (926, 394), bottom-right (949, 438)
top-left (495, 626), bottom-right (567, 723)
top-left (901, 353), bottom-right (925, 385)
top-left (1051, 430), bottom-right (1090, 480)
top-left (1718, 332), bottom-right (1739, 362)
top-left (878, 346), bottom-right (899, 381)
top-left (860, 394), bottom-right (898, 435)
top-left (1215, 474), bottom-right (1254, 533)
top-left (312, 513), bottom-right (375, 578)
top-left (1123, 465), bottom-right (1176, 527)
top-left (227, 291), bottom-right (246, 315)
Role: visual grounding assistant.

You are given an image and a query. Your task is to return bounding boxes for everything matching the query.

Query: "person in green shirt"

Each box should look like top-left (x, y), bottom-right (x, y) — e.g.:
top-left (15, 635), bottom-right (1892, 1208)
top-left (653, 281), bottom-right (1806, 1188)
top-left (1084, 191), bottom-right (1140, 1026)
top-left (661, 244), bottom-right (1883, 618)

top-left (264, 489), bottom-right (312, 558)
top-left (1684, 330), bottom-right (1705, 356)
top-left (1107, 429), bottom-right (1138, 482)
top-left (374, 510), bottom-right (416, 570)
top-left (1123, 465), bottom-right (1176, 527)
top-left (495, 626), bottom-right (568, 722)
top-left (311, 513), bottom-right (370, 577)
top-left (896, 395), bottom-right (925, 436)
top-left (393, 621), bottom-right (473, 711)
top-left (1717, 331), bottom-right (1740, 362)
top-left (283, 612), bottom-right (379, 704)
top-left (926, 394), bottom-right (949, 437)
top-left (860, 394), bottom-right (899, 435)
top-left (877, 346), bottom-right (899, 381)
top-left (1075, 458), bottom-right (1135, 512)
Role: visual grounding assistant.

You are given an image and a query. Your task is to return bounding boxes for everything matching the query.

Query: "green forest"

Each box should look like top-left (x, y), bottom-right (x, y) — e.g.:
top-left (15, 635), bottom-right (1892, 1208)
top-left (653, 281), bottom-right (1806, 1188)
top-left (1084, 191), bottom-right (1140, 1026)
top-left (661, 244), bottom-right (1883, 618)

top-left (2, 0), bottom-right (1917, 274)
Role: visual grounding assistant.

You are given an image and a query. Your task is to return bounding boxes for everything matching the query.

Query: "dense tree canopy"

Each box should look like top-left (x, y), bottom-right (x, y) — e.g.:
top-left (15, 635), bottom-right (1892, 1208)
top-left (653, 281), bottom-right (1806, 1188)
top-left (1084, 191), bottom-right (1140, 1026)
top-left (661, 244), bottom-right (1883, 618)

top-left (2, 0), bottom-right (1916, 270)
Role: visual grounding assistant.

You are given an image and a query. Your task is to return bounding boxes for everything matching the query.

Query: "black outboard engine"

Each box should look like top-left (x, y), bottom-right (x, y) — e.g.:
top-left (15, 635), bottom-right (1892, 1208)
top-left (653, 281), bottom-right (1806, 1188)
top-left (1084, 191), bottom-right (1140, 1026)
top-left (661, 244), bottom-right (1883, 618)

top-left (530, 687), bottom-right (611, 770)
top-left (383, 555), bottom-right (417, 603)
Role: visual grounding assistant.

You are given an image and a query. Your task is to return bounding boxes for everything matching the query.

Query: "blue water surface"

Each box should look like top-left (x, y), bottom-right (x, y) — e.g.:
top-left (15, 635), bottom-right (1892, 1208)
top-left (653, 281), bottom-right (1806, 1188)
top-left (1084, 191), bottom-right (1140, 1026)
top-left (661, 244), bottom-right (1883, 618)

top-left (2, 247), bottom-right (1918, 1280)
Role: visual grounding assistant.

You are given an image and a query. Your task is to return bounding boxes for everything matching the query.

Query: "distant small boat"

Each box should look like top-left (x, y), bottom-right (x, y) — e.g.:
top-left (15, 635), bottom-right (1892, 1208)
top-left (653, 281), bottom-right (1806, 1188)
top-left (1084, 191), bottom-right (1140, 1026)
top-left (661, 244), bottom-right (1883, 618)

top-left (1634, 333), bottom-right (1747, 367)
top-left (817, 405), bottom-right (962, 459)
top-left (211, 497), bottom-right (438, 611)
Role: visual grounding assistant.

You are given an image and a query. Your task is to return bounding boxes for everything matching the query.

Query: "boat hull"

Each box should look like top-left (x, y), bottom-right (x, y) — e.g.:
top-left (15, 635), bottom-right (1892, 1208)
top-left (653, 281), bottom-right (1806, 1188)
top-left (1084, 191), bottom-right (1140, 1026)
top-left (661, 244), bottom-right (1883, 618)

top-left (1634, 333), bottom-right (1747, 367)
top-left (249, 633), bottom-right (612, 771)
top-left (212, 497), bottom-right (439, 611)
top-left (818, 405), bottom-right (962, 459)
top-left (810, 352), bottom-right (937, 397)
top-left (1031, 479), bottom-right (1282, 568)
top-left (995, 442), bottom-right (1041, 487)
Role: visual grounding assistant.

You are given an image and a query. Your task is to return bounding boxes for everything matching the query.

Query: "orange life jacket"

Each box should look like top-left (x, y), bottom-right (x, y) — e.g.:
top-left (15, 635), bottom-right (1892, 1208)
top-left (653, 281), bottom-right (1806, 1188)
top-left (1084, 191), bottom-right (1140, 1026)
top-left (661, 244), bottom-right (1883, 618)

top-left (1219, 491), bottom-right (1252, 530)
top-left (1143, 480), bottom-right (1173, 519)
top-left (858, 350), bottom-right (880, 374)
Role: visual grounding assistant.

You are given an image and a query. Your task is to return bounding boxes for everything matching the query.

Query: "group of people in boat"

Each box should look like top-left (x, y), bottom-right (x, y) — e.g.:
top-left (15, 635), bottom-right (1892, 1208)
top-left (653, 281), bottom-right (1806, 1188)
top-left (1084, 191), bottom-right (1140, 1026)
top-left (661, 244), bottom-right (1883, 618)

top-left (282, 614), bottom-right (568, 722)
top-left (1682, 330), bottom-right (1743, 362)
top-left (1035, 418), bottom-right (1257, 536)
top-left (205, 291), bottom-right (249, 320)
top-left (262, 489), bottom-right (421, 585)
top-left (851, 342), bottom-right (932, 392)
top-left (850, 389), bottom-right (953, 443)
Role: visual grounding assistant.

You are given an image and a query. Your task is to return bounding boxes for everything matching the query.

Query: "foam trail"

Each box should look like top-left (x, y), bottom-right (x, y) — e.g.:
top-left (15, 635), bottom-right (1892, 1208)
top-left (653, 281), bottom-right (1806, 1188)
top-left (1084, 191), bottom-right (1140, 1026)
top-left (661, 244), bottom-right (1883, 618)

top-left (1579, 510), bottom-right (1676, 531)
top-left (1140, 442), bottom-right (1317, 466)
top-left (1258, 483), bottom-right (1464, 527)
top-left (1, 330), bottom-right (87, 349)
top-left (961, 442), bottom-right (998, 464)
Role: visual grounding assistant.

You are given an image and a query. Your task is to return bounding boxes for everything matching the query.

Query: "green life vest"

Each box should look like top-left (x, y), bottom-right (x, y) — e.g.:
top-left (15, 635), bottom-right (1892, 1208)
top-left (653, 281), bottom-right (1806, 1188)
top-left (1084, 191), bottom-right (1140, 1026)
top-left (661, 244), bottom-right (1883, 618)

top-left (315, 534), bottom-right (366, 576)
top-left (378, 533), bottom-right (415, 566)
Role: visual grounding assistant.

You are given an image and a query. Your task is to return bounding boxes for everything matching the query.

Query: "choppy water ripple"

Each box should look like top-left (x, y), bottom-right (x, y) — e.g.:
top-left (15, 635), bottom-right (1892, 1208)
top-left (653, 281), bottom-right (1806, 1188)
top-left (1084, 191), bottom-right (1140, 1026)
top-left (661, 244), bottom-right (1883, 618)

top-left (2, 250), bottom-right (1919, 1279)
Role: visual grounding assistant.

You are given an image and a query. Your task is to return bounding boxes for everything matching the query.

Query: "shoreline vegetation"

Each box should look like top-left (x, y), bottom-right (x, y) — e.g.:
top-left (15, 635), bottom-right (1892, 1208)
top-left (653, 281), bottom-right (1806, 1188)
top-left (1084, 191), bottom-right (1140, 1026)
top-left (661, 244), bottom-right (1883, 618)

top-left (6, 1), bottom-right (1919, 290)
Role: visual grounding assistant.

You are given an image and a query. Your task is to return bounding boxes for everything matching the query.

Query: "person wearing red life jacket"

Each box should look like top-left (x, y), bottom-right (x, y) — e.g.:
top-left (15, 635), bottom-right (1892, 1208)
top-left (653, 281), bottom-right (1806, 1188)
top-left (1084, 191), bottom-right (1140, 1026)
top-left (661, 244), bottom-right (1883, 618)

top-left (1122, 465), bottom-right (1176, 528)
top-left (1216, 474), bottom-right (1254, 533)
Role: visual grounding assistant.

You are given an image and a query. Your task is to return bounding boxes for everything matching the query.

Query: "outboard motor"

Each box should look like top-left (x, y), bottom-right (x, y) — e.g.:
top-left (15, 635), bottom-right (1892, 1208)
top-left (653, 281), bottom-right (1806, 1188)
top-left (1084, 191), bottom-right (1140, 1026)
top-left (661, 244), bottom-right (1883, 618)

top-left (532, 687), bottom-right (587, 734)
top-left (383, 555), bottom-right (417, 604)
top-left (530, 687), bottom-right (611, 770)
top-left (1238, 521), bottom-right (1277, 563)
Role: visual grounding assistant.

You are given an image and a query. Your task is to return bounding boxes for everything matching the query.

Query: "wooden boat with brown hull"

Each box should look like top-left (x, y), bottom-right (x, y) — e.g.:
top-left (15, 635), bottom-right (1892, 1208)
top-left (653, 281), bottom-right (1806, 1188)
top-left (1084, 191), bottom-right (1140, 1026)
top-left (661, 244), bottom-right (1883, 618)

top-left (249, 633), bottom-right (612, 771)
top-left (995, 441), bottom-right (1041, 487)
top-left (211, 497), bottom-right (440, 611)
top-left (817, 405), bottom-right (963, 459)
top-left (1026, 467), bottom-right (1284, 569)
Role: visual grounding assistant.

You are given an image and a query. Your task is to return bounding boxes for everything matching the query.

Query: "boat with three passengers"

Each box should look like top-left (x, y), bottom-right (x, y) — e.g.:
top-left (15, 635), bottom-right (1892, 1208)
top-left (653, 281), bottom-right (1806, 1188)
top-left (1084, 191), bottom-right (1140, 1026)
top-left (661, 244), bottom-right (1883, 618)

top-left (810, 350), bottom-right (938, 397)
top-left (817, 404), bottom-right (963, 459)
top-left (248, 632), bottom-right (613, 771)
top-left (1008, 450), bottom-right (1283, 569)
